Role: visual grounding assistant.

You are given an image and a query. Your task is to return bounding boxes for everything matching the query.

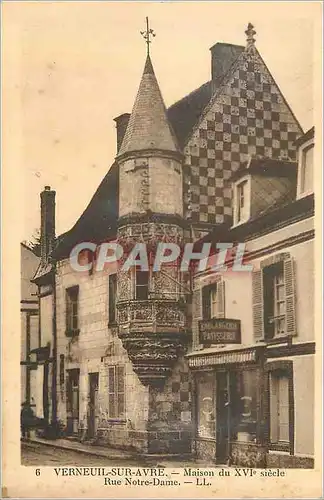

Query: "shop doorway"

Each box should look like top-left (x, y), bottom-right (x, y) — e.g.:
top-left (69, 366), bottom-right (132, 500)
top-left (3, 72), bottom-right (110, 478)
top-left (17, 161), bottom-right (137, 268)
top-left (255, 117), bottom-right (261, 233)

top-left (88, 372), bottom-right (99, 439)
top-left (215, 369), bottom-right (258, 463)
top-left (215, 371), bottom-right (230, 464)
top-left (66, 369), bottom-right (79, 435)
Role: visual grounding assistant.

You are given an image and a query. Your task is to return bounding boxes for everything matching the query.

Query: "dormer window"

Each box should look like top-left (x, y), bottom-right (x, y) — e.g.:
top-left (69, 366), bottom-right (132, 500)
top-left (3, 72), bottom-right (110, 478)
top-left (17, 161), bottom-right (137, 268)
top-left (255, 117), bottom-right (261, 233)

top-left (300, 144), bottom-right (314, 195)
top-left (296, 127), bottom-right (315, 198)
top-left (237, 181), bottom-right (247, 222)
top-left (233, 177), bottom-right (250, 225)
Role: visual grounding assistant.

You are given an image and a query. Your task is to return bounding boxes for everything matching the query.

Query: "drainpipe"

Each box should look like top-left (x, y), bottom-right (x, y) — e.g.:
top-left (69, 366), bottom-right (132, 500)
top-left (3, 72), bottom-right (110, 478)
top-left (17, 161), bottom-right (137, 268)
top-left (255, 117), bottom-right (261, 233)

top-left (51, 263), bottom-right (58, 429)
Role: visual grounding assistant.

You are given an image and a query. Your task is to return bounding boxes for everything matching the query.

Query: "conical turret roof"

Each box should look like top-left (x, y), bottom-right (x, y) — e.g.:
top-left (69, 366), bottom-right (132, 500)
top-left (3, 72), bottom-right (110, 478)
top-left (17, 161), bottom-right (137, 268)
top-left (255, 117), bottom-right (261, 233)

top-left (118, 55), bottom-right (180, 157)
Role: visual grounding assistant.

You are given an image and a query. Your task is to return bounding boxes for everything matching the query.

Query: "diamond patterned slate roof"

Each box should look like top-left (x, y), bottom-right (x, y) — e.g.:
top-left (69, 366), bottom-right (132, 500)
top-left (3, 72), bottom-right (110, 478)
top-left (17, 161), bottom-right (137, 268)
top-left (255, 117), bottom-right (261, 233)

top-left (53, 41), bottom-right (304, 259)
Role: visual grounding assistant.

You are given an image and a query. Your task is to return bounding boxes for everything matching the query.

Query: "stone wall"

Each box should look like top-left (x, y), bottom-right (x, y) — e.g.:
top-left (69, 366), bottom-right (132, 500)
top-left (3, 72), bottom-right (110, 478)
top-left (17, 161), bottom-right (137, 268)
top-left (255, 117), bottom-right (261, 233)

top-left (55, 258), bottom-right (147, 447)
top-left (55, 257), bottom-right (193, 454)
top-left (119, 155), bottom-right (183, 218)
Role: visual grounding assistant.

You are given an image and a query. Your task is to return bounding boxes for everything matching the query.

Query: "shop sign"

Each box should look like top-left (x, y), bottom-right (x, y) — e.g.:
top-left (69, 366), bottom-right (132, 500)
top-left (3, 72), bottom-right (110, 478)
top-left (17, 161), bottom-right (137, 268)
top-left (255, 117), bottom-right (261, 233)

top-left (198, 318), bottom-right (241, 345)
top-left (30, 345), bottom-right (51, 362)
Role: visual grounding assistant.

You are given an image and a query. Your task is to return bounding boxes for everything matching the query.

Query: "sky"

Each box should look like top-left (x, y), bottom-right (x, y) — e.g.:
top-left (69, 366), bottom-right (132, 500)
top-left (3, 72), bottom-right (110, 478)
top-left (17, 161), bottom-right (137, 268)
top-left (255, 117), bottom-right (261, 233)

top-left (3, 2), bottom-right (320, 242)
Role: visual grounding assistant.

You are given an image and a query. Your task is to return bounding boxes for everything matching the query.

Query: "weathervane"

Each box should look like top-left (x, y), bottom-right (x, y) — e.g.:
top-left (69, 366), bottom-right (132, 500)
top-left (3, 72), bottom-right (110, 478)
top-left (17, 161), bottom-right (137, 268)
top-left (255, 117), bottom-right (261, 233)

top-left (245, 22), bottom-right (256, 46)
top-left (140, 17), bottom-right (156, 56)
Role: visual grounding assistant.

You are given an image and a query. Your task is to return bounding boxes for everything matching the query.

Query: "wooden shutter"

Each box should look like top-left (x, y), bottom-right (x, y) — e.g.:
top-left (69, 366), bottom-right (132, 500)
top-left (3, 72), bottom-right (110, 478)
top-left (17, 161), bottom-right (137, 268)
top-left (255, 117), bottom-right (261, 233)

top-left (66, 292), bottom-right (71, 331)
top-left (284, 257), bottom-right (297, 336)
top-left (116, 366), bottom-right (125, 418)
top-left (252, 269), bottom-right (264, 340)
top-left (202, 286), bottom-right (210, 319)
top-left (108, 367), bottom-right (116, 419)
top-left (263, 268), bottom-right (275, 340)
top-left (109, 274), bottom-right (117, 324)
top-left (192, 286), bottom-right (203, 346)
top-left (216, 279), bottom-right (225, 318)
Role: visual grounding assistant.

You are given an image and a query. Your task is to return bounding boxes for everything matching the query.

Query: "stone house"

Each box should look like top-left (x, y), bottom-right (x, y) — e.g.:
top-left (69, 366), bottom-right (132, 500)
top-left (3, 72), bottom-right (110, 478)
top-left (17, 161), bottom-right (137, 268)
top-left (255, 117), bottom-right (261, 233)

top-left (20, 243), bottom-right (40, 412)
top-left (32, 23), bottom-right (310, 461)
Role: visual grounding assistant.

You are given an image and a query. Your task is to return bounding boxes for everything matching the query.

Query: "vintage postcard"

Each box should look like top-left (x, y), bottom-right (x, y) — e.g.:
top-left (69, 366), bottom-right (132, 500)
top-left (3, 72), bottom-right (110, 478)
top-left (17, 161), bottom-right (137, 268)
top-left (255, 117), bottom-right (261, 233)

top-left (2, 1), bottom-right (323, 498)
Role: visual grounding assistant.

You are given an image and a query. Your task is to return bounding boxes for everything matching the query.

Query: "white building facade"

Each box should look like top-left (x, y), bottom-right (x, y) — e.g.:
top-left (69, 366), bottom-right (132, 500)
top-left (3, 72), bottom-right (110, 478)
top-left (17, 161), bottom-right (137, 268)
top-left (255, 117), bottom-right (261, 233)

top-left (188, 128), bottom-right (315, 468)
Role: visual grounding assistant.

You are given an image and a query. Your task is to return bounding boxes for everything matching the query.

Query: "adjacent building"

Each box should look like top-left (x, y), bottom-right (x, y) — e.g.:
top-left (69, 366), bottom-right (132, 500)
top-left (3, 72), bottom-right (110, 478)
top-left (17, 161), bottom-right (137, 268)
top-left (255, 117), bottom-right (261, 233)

top-left (20, 243), bottom-right (40, 412)
top-left (188, 127), bottom-right (315, 467)
top-left (28, 24), bottom-right (315, 465)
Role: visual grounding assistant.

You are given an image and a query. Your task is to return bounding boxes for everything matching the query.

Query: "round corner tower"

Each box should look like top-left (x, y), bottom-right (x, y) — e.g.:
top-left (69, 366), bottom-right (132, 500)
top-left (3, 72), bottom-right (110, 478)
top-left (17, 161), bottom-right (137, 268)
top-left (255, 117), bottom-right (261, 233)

top-left (115, 54), bottom-right (189, 389)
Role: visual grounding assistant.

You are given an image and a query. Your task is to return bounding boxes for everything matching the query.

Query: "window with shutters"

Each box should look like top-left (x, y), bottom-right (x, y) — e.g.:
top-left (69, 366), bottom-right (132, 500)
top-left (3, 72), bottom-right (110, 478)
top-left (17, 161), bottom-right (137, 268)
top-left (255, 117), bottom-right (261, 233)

top-left (108, 365), bottom-right (125, 419)
top-left (263, 262), bottom-right (285, 339)
top-left (202, 284), bottom-right (218, 319)
top-left (66, 286), bottom-right (79, 336)
top-left (108, 274), bottom-right (117, 324)
top-left (252, 255), bottom-right (296, 341)
top-left (201, 281), bottom-right (225, 320)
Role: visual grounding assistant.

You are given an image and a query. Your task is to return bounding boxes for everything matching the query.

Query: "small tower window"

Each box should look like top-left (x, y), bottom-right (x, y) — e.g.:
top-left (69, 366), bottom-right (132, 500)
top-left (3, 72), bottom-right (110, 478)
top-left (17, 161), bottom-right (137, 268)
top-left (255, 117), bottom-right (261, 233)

top-left (135, 270), bottom-right (149, 300)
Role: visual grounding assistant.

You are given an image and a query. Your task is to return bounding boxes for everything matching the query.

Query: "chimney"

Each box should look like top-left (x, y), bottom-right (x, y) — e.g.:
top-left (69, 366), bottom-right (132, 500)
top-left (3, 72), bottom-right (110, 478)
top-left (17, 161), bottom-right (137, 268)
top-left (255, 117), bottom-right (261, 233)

top-left (114, 113), bottom-right (131, 153)
top-left (40, 186), bottom-right (56, 264)
top-left (210, 43), bottom-right (244, 81)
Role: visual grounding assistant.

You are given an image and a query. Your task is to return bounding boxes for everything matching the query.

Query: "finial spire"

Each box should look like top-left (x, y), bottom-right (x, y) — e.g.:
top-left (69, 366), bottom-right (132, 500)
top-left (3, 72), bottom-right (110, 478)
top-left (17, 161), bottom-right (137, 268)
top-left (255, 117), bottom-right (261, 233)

top-left (140, 17), bottom-right (156, 56)
top-left (245, 22), bottom-right (256, 46)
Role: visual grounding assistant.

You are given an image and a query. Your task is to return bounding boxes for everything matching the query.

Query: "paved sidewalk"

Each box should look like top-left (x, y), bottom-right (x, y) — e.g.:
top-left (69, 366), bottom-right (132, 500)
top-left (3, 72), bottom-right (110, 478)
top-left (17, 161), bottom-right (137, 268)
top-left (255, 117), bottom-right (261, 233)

top-left (22, 437), bottom-right (139, 461)
top-left (22, 437), bottom-right (204, 467)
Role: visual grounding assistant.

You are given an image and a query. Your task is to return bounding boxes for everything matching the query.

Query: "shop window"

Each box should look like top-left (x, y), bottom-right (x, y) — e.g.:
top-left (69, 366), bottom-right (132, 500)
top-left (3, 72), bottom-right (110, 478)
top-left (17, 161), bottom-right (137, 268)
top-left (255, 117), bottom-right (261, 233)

top-left (135, 270), bottom-right (149, 300)
top-left (66, 286), bottom-right (79, 335)
top-left (196, 372), bottom-right (216, 439)
top-left (270, 372), bottom-right (289, 444)
top-left (108, 274), bottom-right (117, 324)
top-left (231, 370), bottom-right (257, 442)
top-left (108, 365), bottom-right (125, 419)
top-left (252, 254), bottom-right (296, 341)
top-left (267, 363), bottom-right (293, 453)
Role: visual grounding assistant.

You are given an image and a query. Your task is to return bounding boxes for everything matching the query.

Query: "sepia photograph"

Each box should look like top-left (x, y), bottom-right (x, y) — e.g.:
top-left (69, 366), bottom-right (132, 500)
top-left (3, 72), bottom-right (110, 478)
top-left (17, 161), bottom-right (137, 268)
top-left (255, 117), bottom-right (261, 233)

top-left (2, 1), bottom-right (323, 498)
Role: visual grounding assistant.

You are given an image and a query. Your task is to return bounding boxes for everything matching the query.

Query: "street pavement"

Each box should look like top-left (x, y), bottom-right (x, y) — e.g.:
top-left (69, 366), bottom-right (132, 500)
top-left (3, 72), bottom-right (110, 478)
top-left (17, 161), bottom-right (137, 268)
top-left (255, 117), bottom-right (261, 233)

top-left (21, 441), bottom-right (199, 468)
top-left (21, 441), bottom-right (155, 466)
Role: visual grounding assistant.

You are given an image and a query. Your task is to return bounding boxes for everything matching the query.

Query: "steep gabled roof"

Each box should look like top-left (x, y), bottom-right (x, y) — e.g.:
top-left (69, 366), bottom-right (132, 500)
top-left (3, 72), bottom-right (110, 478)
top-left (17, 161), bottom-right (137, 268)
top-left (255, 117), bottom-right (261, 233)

top-left (118, 55), bottom-right (180, 157)
top-left (186, 44), bottom-right (303, 145)
top-left (167, 81), bottom-right (214, 149)
top-left (167, 43), bottom-right (245, 148)
top-left (53, 164), bottom-right (118, 260)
